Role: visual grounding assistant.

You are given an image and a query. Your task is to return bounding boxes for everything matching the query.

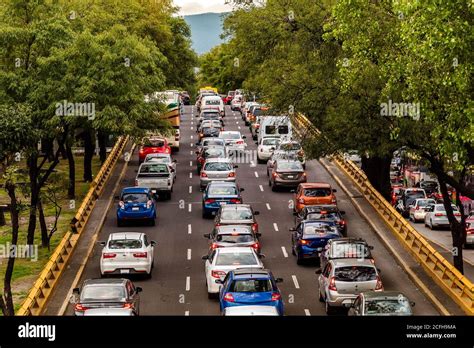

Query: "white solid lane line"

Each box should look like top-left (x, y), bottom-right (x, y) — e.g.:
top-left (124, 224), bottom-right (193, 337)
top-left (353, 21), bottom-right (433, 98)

top-left (292, 275), bottom-right (300, 289)
top-left (266, 203), bottom-right (271, 210)
top-left (187, 249), bottom-right (192, 260)
top-left (273, 223), bottom-right (279, 232)
top-left (188, 224), bottom-right (192, 234)
top-left (186, 276), bottom-right (190, 291)
top-left (281, 246), bottom-right (288, 258)
top-left (304, 309), bottom-right (311, 316)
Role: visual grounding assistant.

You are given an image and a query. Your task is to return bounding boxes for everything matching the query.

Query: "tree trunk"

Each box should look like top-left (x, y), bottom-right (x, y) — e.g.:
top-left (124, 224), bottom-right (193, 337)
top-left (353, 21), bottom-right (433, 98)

top-left (66, 139), bottom-right (75, 199)
top-left (98, 131), bottom-right (108, 163)
top-left (0, 182), bottom-right (20, 316)
top-left (26, 152), bottom-right (39, 246)
top-left (361, 155), bottom-right (392, 201)
top-left (38, 199), bottom-right (49, 248)
top-left (40, 138), bottom-right (55, 162)
top-left (58, 140), bottom-right (68, 160)
top-left (83, 130), bottom-right (94, 182)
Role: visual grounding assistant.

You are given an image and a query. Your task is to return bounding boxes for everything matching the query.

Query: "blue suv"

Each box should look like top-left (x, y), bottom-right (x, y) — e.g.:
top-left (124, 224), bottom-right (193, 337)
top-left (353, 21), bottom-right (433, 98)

top-left (217, 268), bottom-right (284, 315)
top-left (202, 181), bottom-right (244, 218)
top-left (116, 187), bottom-right (156, 226)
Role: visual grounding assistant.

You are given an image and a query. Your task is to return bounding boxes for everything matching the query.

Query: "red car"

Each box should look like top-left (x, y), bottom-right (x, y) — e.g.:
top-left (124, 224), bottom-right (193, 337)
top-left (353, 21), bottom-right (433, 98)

top-left (222, 91), bottom-right (235, 105)
top-left (391, 185), bottom-right (404, 206)
top-left (138, 137), bottom-right (171, 164)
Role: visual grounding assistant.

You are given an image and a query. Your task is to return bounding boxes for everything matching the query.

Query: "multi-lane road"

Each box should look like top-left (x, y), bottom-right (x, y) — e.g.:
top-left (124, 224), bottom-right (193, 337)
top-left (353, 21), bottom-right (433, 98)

top-left (66, 105), bottom-right (439, 315)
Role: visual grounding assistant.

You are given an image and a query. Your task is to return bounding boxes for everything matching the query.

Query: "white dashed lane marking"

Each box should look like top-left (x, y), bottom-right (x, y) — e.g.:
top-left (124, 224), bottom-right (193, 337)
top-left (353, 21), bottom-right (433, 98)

top-left (188, 224), bottom-right (192, 234)
top-left (186, 277), bottom-right (191, 291)
top-left (273, 223), bottom-right (279, 232)
top-left (281, 246), bottom-right (288, 258)
top-left (292, 275), bottom-right (300, 289)
top-left (259, 185), bottom-right (264, 192)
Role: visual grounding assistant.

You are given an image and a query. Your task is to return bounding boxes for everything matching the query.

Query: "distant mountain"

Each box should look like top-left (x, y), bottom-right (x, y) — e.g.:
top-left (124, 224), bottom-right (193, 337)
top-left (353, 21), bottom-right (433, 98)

top-left (184, 12), bottom-right (229, 55)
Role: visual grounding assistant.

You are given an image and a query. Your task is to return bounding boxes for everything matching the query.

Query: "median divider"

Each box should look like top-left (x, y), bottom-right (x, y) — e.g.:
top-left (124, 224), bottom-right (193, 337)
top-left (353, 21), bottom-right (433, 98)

top-left (292, 113), bottom-right (474, 315)
top-left (16, 136), bottom-right (129, 316)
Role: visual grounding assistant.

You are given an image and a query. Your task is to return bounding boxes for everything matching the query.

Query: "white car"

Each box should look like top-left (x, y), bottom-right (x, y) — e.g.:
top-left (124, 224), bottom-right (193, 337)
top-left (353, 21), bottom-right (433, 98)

top-left (201, 95), bottom-right (224, 116)
top-left (408, 198), bottom-right (436, 222)
top-left (219, 131), bottom-right (247, 153)
top-left (223, 306), bottom-right (280, 316)
top-left (202, 247), bottom-right (264, 297)
top-left (424, 204), bottom-right (461, 229)
top-left (231, 96), bottom-right (243, 112)
top-left (257, 136), bottom-right (281, 163)
top-left (100, 232), bottom-right (156, 277)
top-left (144, 153), bottom-right (177, 182)
top-left (242, 101), bottom-right (259, 121)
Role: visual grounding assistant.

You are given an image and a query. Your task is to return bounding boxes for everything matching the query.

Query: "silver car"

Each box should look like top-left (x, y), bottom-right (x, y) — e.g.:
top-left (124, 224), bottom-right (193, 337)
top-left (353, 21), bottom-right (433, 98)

top-left (317, 259), bottom-right (383, 314)
top-left (348, 291), bottom-right (415, 316)
top-left (424, 203), bottom-right (461, 229)
top-left (257, 136), bottom-right (281, 163)
top-left (219, 131), bottom-right (247, 153)
top-left (200, 158), bottom-right (237, 189)
top-left (408, 198), bottom-right (436, 222)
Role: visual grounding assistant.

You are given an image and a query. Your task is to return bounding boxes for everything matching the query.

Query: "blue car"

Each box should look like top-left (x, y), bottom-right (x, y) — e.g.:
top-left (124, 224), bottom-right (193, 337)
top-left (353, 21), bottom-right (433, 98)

top-left (290, 220), bottom-right (342, 265)
top-left (202, 181), bottom-right (244, 218)
top-left (117, 187), bottom-right (156, 226)
top-left (217, 269), bottom-right (284, 315)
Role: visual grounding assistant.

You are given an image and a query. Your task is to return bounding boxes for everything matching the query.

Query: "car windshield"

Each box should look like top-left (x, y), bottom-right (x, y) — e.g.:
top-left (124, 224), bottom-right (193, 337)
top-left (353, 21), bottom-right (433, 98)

top-left (204, 148), bottom-right (226, 158)
top-left (122, 193), bottom-right (148, 203)
top-left (229, 279), bottom-right (272, 292)
top-left (417, 199), bottom-right (435, 207)
top-left (262, 138), bottom-right (280, 146)
top-left (203, 139), bottom-right (224, 146)
top-left (306, 212), bottom-right (339, 220)
top-left (216, 234), bottom-right (254, 243)
top-left (277, 162), bottom-right (303, 171)
top-left (209, 186), bottom-right (238, 195)
top-left (280, 143), bottom-right (301, 151)
top-left (334, 266), bottom-right (377, 282)
top-left (203, 127), bottom-right (220, 134)
top-left (303, 223), bottom-right (338, 235)
top-left (221, 208), bottom-right (253, 220)
top-left (108, 239), bottom-right (142, 249)
top-left (81, 285), bottom-right (126, 301)
top-left (220, 133), bottom-right (241, 140)
top-left (204, 162), bottom-right (232, 171)
top-left (139, 164), bottom-right (169, 174)
top-left (406, 190), bottom-right (425, 197)
top-left (332, 243), bottom-right (370, 259)
top-left (364, 299), bottom-right (412, 315)
top-left (215, 252), bottom-right (258, 266)
top-left (304, 188), bottom-right (332, 197)
top-left (143, 138), bottom-right (165, 147)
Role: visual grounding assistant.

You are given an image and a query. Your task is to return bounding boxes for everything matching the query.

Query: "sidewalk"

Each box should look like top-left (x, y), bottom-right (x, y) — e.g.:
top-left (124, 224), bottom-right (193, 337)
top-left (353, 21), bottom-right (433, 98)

top-left (43, 141), bottom-right (133, 315)
top-left (320, 157), bottom-right (465, 315)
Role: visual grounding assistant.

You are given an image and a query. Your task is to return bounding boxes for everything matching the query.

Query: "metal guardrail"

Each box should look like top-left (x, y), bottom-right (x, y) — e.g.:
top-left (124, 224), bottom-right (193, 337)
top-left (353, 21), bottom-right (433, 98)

top-left (292, 113), bottom-right (474, 315)
top-left (16, 136), bottom-right (129, 316)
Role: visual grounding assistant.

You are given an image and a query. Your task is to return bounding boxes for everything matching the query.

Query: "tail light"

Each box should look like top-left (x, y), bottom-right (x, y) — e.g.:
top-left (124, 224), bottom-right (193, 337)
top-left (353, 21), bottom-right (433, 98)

top-left (201, 172), bottom-right (208, 177)
top-left (415, 206), bottom-right (420, 210)
top-left (251, 223), bottom-right (258, 232)
top-left (74, 303), bottom-right (88, 312)
top-left (328, 277), bottom-right (337, 291)
top-left (331, 197), bottom-right (337, 203)
top-left (229, 198), bottom-right (241, 203)
top-left (133, 252), bottom-right (147, 258)
top-left (299, 239), bottom-right (310, 245)
top-left (146, 200), bottom-right (152, 209)
top-left (454, 213), bottom-right (461, 217)
top-left (251, 242), bottom-right (260, 250)
top-left (272, 172), bottom-right (278, 178)
top-left (205, 199), bottom-right (215, 204)
top-left (375, 276), bottom-right (383, 291)
top-left (200, 133), bottom-right (204, 137)
top-left (199, 157), bottom-right (205, 164)
top-left (165, 148), bottom-right (170, 154)
top-left (102, 253), bottom-right (116, 259)
top-left (223, 293), bottom-right (235, 302)
top-left (119, 201), bottom-right (125, 209)
top-left (435, 213), bottom-right (444, 217)
top-left (298, 198), bottom-right (305, 204)
top-left (211, 243), bottom-right (219, 250)
top-left (228, 172), bottom-right (235, 178)
top-left (339, 220), bottom-right (346, 226)
top-left (139, 148), bottom-right (144, 154)
top-left (271, 292), bottom-right (281, 301)
top-left (467, 230), bottom-right (473, 235)
top-left (256, 124), bottom-right (260, 129)
top-left (211, 270), bottom-right (226, 278)
top-left (298, 150), bottom-right (304, 156)
top-left (302, 172), bottom-right (307, 177)
top-left (236, 140), bottom-right (244, 144)
top-left (123, 303), bottom-right (134, 309)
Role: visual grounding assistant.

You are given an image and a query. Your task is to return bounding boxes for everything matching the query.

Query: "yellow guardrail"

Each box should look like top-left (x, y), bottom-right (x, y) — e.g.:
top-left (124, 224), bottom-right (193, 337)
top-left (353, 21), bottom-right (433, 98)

top-left (292, 113), bottom-right (474, 315)
top-left (16, 136), bottom-right (129, 316)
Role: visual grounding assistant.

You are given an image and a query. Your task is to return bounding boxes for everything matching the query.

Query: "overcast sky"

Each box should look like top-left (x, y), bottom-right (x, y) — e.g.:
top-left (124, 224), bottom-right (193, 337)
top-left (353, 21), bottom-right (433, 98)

top-left (174, 0), bottom-right (233, 15)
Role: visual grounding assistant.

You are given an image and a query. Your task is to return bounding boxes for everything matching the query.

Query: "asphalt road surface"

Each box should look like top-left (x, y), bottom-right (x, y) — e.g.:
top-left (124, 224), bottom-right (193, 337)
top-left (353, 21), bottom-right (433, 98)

top-left (66, 105), bottom-right (439, 315)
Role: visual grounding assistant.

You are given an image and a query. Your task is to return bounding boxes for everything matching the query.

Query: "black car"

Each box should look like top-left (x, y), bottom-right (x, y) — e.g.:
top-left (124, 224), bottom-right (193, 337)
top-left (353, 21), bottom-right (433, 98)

top-left (200, 126), bottom-right (220, 139)
top-left (293, 205), bottom-right (347, 236)
top-left (180, 91), bottom-right (190, 105)
top-left (72, 278), bottom-right (142, 316)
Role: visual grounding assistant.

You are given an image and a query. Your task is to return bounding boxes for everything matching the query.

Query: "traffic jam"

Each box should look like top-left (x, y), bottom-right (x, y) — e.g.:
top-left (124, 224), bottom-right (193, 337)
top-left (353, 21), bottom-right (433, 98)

top-left (70, 88), bottom-right (425, 317)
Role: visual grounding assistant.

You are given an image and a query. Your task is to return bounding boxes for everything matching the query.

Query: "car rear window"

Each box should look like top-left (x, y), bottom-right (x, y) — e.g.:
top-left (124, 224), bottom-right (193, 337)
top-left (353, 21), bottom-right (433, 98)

top-left (220, 132), bottom-right (241, 140)
top-left (365, 299), bottom-right (411, 315)
top-left (229, 279), bottom-right (272, 292)
top-left (208, 186), bottom-right (238, 196)
top-left (331, 243), bottom-right (370, 259)
top-left (215, 252), bottom-right (258, 266)
top-left (417, 200), bottom-right (435, 207)
top-left (304, 188), bottom-right (332, 197)
top-left (334, 266), bottom-right (377, 282)
top-left (143, 138), bottom-right (165, 147)
top-left (406, 190), bottom-right (425, 197)
top-left (216, 234), bottom-right (254, 243)
top-left (303, 223), bottom-right (338, 235)
top-left (108, 239), bottom-right (142, 249)
top-left (221, 209), bottom-right (253, 220)
top-left (306, 212), bottom-right (339, 220)
top-left (204, 148), bottom-right (226, 158)
top-left (280, 143), bottom-right (301, 151)
top-left (203, 139), bottom-right (224, 146)
top-left (139, 164), bottom-right (169, 174)
top-left (122, 193), bottom-right (148, 203)
top-left (262, 138), bottom-right (280, 146)
top-left (205, 99), bottom-right (221, 105)
top-left (277, 162), bottom-right (303, 171)
top-left (81, 285), bottom-right (126, 301)
top-left (204, 162), bottom-right (232, 171)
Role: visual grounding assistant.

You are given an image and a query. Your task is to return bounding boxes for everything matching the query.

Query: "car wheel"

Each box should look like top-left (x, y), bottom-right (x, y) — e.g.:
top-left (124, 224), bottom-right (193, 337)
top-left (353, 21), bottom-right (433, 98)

top-left (296, 257), bottom-right (303, 265)
top-left (257, 157), bottom-right (265, 164)
top-left (319, 290), bottom-right (324, 302)
top-left (117, 219), bottom-right (123, 227)
top-left (291, 246), bottom-right (296, 256)
top-left (271, 183), bottom-right (277, 192)
top-left (325, 300), bottom-right (334, 315)
top-left (150, 218), bottom-right (156, 227)
top-left (266, 169), bottom-right (269, 176)
top-left (202, 211), bottom-right (208, 219)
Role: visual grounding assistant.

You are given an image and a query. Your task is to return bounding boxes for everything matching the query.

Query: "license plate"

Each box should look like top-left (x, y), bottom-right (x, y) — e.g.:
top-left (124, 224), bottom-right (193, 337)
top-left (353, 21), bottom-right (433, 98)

top-left (219, 202), bottom-right (226, 205)
top-left (287, 176), bottom-right (294, 179)
top-left (151, 190), bottom-right (157, 193)
top-left (120, 269), bottom-right (130, 274)
top-left (132, 207), bottom-right (139, 211)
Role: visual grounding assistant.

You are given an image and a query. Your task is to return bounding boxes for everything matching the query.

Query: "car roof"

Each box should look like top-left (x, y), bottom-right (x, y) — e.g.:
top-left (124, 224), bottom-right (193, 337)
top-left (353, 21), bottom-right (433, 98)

top-left (232, 268), bottom-right (271, 277)
top-left (204, 158), bottom-right (232, 163)
top-left (217, 225), bottom-right (253, 233)
top-left (108, 232), bottom-right (143, 240)
top-left (220, 131), bottom-right (241, 134)
top-left (331, 259), bottom-right (376, 267)
top-left (329, 237), bottom-right (367, 245)
top-left (220, 204), bottom-right (251, 209)
top-left (83, 278), bottom-right (127, 286)
top-left (300, 183), bottom-right (331, 188)
top-left (208, 181), bottom-right (237, 187)
top-left (121, 187), bottom-right (149, 194)
top-left (304, 205), bottom-right (339, 212)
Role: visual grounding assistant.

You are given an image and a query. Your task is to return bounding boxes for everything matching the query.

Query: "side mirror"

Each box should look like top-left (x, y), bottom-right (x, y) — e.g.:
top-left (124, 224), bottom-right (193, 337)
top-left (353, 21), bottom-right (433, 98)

top-left (99, 241), bottom-right (106, 246)
top-left (203, 233), bottom-right (211, 239)
top-left (258, 253), bottom-right (266, 259)
top-left (69, 295), bottom-right (77, 304)
top-left (170, 168), bottom-right (175, 172)
top-left (242, 135), bottom-right (247, 139)
top-left (173, 160), bottom-right (177, 163)
top-left (275, 278), bottom-right (283, 283)
top-left (340, 210), bottom-right (346, 215)
top-left (234, 165), bottom-right (239, 168)
top-left (292, 212), bottom-right (298, 216)
top-left (215, 279), bottom-right (224, 284)
top-left (315, 268), bottom-right (322, 275)
top-left (377, 268), bottom-right (382, 273)
top-left (72, 288), bottom-right (80, 295)
top-left (410, 301), bottom-right (416, 307)
top-left (195, 151), bottom-right (199, 154)
top-left (136, 287), bottom-right (143, 293)
top-left (289, 227), bottom-right (296, 232)
top-left (256, 233), bottom-right (262, 238)
top-left (150, 240), bottom-right (157, 247)
top-left (332, 189), bottom-right (337, 193)
top-left (201, 255), bottom-right (209, 260)
top-left (253, 211), bottom-right (260, 215)
top-left (240, 188), bottom-right (245, 192)
top-left (114, 195), bottom-right (120, 200)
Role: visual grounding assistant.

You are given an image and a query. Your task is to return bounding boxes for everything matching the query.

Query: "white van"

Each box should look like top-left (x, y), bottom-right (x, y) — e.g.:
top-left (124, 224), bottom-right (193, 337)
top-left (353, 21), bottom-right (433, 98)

top-left (258, 116), bottom-right (292, 144)
top-left (201, 95), bottom-right (224, 116)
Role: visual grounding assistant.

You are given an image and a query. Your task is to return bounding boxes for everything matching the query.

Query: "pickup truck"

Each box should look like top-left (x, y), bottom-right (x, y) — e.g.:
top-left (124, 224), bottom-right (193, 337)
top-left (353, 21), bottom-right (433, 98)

top-left (135, 162), bottom-right (174, 200)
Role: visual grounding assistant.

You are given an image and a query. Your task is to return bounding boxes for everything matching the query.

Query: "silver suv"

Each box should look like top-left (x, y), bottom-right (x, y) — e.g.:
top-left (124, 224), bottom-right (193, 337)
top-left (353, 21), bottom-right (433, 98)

top-left (200, 158), bottom-right (237, 190)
